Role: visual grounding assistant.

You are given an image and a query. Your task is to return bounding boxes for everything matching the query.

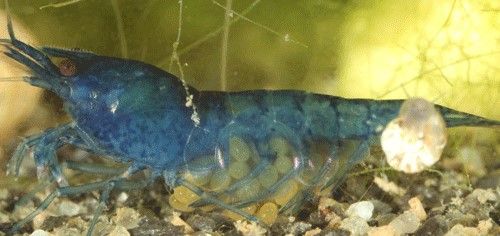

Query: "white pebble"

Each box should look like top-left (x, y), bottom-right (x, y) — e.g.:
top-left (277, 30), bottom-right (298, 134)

top-left (112, 207), bottom-right (142, 229)
top-left (30, 229), bottom-right (52, 236)
top-left (340, 216), bottom-right (370, 236)
top-left (457, 147), bottom-right (486, 176)
top-left (116, 192), bottom-right (129, 203)
top-left (389, 211), bottom-right (420, 234)
top-left (234, 220), bottom-right (267, 236)
top-left (346, 201), bottom-right (374, 221)
top-left (444, 224), bottom-right (478, 236)
top-left (109, 225), bottom-right (130, 236)
top-left (373, 176), bottom-right (406, 196)
top-left (58, 200), bottom-right (81, 216)
top-left (468, 188), bottom-right (496, 204)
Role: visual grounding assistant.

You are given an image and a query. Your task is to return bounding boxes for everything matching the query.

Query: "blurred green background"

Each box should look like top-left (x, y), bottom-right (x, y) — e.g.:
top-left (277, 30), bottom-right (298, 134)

top-left (0, 0), bottom-right (498, 148)
top-left (3, 0), bottom-right (499, 119)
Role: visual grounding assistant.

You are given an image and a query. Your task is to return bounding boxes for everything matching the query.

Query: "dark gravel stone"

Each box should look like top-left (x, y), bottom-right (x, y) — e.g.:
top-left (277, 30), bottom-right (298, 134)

top-left (374, 213), bottom-right (397, 226)
top-left (475, 169), bottom-right (500, 189)
top-left (462, 190), bottom-right (495, 220)
top-left (221, 228), bottom-right (243, 236)
top-left (490, 206), bottom-right (500, 225)
top-left (269, 218), bottom-right (293, 236)
top-left (40, 215), bottom-right (68, 231)
top-left (317, 228), bottom-right (350, 236)
top-left (129, 216), bottom-right (184, 236)
top-left (415, 215), bottom-right (449, 236)
top-left (446, 211), bottom-right (477, 228)
top-left (371, 199), bottom-right (393, 216)
top-left (186, 214), bottom-right (217, 232)
top-left (208, 212), bottom-right (236, 233)
top-left (419, 185), bottom-right (441, 209)
top-left (0, 222), bottom-right (12, 234)
top-left (308, 211), bottom-right (327, 227)
top-left (288, 221), bottom-right (312, 235)
top-left (0, 222), bottom-right (31, 235)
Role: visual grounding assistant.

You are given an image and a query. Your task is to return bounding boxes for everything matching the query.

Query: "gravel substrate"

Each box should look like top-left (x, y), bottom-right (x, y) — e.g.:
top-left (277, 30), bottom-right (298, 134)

top-left (0, 127), bottom-right (498, 236)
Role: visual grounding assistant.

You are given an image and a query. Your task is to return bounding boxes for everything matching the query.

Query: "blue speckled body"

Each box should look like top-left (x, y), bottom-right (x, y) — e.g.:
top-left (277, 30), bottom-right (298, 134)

top-left (2, 10), bottom-right (499, 234)
top-left (64, 57), bottom-right (495, 173)
top-left (52, 53), bottom-right (406, 173)
top-left (63, 56), bottom-right (195, 170)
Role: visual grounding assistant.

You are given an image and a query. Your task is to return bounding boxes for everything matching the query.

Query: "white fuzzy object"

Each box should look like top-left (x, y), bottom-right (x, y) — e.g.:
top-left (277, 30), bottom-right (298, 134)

top-left (381, 98), bottom-right (447, 173)
top-left (346, 201), bottom-right (374, 221)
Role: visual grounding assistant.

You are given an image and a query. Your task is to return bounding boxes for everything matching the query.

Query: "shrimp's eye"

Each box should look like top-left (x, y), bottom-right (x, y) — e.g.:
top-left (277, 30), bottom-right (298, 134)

top-left (58, 59), bottom-right (77, 77)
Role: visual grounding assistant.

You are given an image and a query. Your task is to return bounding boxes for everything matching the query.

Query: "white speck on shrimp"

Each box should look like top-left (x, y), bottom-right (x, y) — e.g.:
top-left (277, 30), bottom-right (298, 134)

top-left (110, 101), bottom-right (119, 113)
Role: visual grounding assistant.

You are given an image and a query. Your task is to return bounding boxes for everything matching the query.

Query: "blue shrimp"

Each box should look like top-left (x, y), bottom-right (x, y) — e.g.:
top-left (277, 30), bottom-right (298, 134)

top-left (1, 8), bottom-right (499, 236)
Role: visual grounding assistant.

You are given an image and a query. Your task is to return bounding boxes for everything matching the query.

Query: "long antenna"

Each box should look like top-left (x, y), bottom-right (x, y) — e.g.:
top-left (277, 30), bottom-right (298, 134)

top-left (5, 0), bottom-right (14, 39)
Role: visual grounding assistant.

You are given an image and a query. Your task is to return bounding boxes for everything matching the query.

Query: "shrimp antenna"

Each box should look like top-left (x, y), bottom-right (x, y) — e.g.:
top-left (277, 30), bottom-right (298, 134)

top-left (0, 76), bottom-right (29, 82)
top-left (4, 0), bottom-right (16, 41)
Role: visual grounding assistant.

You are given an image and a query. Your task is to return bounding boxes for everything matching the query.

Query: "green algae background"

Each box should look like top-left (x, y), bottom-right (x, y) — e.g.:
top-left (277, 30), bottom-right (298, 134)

top-left (0, 1), bottom-right (498, 234)
top-left (3, 0), bottom-right (499, 120)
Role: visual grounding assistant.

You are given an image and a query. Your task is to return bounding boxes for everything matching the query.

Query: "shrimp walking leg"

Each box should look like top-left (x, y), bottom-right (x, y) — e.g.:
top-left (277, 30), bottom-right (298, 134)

top-left (63, 161), bottom-right (128, 175)
top-left (174, 177), bottom-right (260, 223)
top-left (9, 124), bottom-right (77, 185)
top-left (280, 143), bottom-right (339, 214)
top-left (322, 139), bottom-right (371, 190)
top-left (8, 173), bottom-right (155, 235)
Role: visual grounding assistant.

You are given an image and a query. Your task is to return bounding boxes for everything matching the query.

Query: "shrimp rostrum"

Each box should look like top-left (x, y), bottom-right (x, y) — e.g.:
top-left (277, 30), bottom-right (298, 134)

top-left (1, 8), bottom-right (499, 236)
